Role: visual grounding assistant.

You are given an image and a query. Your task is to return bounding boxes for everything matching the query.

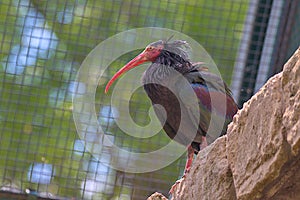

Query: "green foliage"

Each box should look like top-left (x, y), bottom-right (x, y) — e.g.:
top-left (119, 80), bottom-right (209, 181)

top-left (0, 0), bottom-right (248, 198)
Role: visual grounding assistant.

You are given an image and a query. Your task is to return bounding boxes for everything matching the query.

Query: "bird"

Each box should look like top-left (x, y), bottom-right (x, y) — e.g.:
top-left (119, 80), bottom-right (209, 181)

top-left (105, 39), bottom-right (238, 193)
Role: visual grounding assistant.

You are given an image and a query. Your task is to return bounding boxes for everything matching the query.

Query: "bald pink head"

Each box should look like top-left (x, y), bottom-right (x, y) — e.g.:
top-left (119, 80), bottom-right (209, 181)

top-left (105, 44), bottom-right (163, 93)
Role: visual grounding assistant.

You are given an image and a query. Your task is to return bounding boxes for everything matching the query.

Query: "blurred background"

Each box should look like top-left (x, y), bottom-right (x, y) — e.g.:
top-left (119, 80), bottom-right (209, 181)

top-left (0, 0), bottom-right (299, 199)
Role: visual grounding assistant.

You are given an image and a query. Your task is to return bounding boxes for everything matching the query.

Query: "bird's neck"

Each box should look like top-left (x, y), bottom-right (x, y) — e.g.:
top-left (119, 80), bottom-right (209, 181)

top-left (142, 51), bottom-right (192, 99)
top-left (155, 50), bottom-right (192, 74)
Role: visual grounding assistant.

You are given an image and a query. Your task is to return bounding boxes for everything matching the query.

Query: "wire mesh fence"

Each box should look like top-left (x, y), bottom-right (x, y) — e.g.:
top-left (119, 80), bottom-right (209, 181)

top-left (0, 0), bottom-right (298, 199)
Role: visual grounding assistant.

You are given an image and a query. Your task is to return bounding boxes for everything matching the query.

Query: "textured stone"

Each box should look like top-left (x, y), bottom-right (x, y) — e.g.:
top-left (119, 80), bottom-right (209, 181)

top-left (147, 192), bottom-right (168, 200)
top-left (149, 47), bottom-right (300, 200)
top-left (282, 49), bottom-right (300, 156)
top-left (226, 71), bottom-right (291, 199)
top-left (171, 137), bottom-right (236, 200)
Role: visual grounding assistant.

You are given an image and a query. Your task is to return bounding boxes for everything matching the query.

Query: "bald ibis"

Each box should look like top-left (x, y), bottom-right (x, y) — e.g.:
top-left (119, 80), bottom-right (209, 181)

top-left (105, 39), bottom-right (238, 193)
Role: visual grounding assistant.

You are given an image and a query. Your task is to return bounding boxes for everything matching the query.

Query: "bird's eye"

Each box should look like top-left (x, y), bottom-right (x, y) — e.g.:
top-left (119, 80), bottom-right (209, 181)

top-left (147, 46), bottom-right (153, 51)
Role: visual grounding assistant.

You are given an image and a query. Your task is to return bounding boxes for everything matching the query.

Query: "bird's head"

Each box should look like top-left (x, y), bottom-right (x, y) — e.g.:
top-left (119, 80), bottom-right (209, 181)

top-left (105, 39), bottom-right (189, 93)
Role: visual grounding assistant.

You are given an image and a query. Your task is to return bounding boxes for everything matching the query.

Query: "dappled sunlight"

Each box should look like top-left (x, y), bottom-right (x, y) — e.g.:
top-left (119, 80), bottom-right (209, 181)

top-left (98, 105), bottom-right (119, 125)
top-left (2, 0), bottom-right (58, 75)
top-left (27, 163), bottom-right (55, 184)
top-left (1, 0), bottom-right (293, 199)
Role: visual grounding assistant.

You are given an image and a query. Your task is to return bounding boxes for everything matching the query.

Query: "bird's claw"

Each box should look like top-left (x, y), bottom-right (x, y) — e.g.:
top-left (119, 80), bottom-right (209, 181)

top-left (184, 167), bottom-right (190, 174)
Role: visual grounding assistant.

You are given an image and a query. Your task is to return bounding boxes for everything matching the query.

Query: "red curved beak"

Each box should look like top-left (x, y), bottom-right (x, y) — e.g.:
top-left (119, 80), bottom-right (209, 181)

top-left (105, 51), bottom-right (149, 93)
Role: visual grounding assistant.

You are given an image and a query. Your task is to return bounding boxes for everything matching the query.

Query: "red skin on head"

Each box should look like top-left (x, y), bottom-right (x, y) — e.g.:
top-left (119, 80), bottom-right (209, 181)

top-left (105, 45), bottom-right (163, 93)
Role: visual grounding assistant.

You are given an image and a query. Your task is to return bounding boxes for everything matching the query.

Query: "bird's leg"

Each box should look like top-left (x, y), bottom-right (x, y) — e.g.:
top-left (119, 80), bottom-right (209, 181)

top-left (200, 136), bottom-right (208, 150)
top-left (169, 137), bottom-right (208, 194)
top-left (169, 145), bottom-right (194, 194)
top-left (184, 145), bottom-right (194, 174)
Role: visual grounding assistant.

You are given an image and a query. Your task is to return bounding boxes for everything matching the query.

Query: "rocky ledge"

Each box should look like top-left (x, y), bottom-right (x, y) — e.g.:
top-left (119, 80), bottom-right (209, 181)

top-left (148, 47), bottom-right (300, 200)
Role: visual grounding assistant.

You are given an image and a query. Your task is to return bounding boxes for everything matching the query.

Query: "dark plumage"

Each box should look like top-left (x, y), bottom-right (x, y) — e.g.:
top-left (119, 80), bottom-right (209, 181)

top-left (105, 39), bottom-right (238, 193)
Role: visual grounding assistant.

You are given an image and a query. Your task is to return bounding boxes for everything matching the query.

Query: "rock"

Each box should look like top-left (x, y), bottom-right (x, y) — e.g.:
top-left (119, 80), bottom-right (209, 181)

top-left (147, 192), bottom-right (168, 200)
top-left (227, 48), bottom-right (300, 199)
top-left (226, 73), bottom-right (291, 199)
top-left (171, 137), bottom-right (236, 200)
top-left (149, 47), bottom-right (300, 200)
top-left (282, 50), bottom-right (300, 156)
